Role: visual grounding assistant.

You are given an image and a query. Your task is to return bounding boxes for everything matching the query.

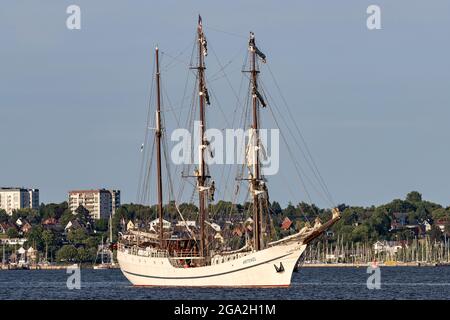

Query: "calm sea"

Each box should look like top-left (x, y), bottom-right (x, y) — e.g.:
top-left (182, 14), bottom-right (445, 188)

top-left (0, 266), bottom-right (449, 300)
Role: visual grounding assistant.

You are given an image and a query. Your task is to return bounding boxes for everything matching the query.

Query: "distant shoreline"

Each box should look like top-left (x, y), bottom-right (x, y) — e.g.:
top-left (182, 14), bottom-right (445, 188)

top-left (2, 263), bottom-right (449, 271)
top-left (301, 262), bottom-right (450, 268)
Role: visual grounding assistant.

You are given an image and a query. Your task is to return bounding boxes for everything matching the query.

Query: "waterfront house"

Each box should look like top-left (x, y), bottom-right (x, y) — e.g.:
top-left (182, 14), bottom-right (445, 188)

top-left (126, 220), bottom-right (135, 231)
top-left (281, 217), bottom-right (293, 231)
top-left (435, 219), bottom-right (449, 233)
top-left (176, 220), bottom-right (197, 228)
top-left (1, 238), bottom-right (27, 246)
top-left (422, 220), bottom-right (432, 232)
top-left (15, 217), bottom-right (23, 227)
top-left (42, 218), bottom-right (63, 232)
top-left (149, 218), bottom-right (171, 230)
top-left (390, 212), bottom-right (409, 230)
top-left (0, 222), bottom-right (16, 234)
top-left (42, 217), bottom-right (58, 226)
top-left (64, 218), bottom-right (92, 233)
top-left (373, 240), bottom-right (404, 255)
top-left (373, 241), bottom-right (385, 254)
top-left (20, 222), bottom-right (32, 234)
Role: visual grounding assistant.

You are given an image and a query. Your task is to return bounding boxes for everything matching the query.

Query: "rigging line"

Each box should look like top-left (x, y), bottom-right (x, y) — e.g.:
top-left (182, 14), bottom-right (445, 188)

top-left (204, 80), bottom-right (231, 128)
top-left (159, 99), bottom-right (176, 204)
top-left (227, 80), bottom-right (251, 216)
top-left (264, 97), bottom-right (330, 206)
top-left (142, 135), bottom-right (156, 205)
top-left (259, 79), bottom-right (334, 207)
top-left (265, 64), bottom-right (335, 206)
top-left (277, 169), bottom-right (311, 223)
top-left (209, 43), bottom-right (246, 124)
top-left (222, 79), bottom-right (246, 202)
top-left (210, 43), bottom-right (245, 102)
top-left (162, 105), bottom-right (191, 112)
top-left (208, 43), bottom-right (247, 80)
top-left (137, 56), bottom-right (156, 203)
top-left (204, 25), bottom-right (248, 39)
top-left (175, 54), bottom-right (197, 204)
top-left (141, 115), bottom-right (156, 205)
top-left (162, 84), bottom-right (181, 128)
top-left (163, 131), bottom-right (176, 204)
top-left (160, 43), bottom-right (195, 71)
top-left (176, 77), bottom-right (197, 202)
top-left (211, 52), bottom-right (248, 204)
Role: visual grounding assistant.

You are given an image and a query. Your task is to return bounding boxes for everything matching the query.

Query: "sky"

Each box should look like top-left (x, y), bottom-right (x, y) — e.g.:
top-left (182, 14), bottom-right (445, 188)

top-left (0, 0), bottom-right (449, 208)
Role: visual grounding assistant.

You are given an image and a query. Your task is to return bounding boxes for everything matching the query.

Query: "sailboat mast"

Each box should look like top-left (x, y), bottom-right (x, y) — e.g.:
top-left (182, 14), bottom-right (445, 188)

top-left (249, 32), bottom-right (262, 251)
top-left (197, 16), bottom-right (207, 259)
top-left (109, 213), bottom-right (113, 243)
top-left (155, 47), bottom-right (164, 248)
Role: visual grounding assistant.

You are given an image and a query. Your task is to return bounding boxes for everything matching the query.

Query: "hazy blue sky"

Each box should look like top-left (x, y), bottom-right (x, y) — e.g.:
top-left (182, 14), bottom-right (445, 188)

top-left (1, 1), bottom-right (449, 208)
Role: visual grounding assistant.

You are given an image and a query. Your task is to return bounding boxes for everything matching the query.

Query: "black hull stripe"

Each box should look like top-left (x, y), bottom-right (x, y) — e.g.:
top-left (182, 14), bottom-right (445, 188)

top-left (122, 252), bottom-right (293, 280)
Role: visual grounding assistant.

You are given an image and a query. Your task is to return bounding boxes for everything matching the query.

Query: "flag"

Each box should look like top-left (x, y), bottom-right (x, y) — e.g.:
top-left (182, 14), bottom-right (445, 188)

top-left (198, 14), bottom-right (202, 30)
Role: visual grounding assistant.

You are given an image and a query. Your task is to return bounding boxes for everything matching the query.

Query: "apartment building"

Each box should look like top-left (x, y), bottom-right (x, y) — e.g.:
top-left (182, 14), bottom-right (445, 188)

top-left (68, 189), bottom-right (120, 220)
top-left (0, 188), bottom-right (40, 215)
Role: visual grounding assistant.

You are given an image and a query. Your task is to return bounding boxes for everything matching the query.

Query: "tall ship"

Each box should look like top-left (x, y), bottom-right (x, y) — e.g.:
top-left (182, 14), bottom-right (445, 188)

top-left (117, 16), bottom-right (341, 287)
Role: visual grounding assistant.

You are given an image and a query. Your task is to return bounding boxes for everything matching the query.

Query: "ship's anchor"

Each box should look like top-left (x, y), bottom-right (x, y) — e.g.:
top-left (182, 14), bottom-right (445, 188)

top-left (274, 262), bottom-right (285, 273)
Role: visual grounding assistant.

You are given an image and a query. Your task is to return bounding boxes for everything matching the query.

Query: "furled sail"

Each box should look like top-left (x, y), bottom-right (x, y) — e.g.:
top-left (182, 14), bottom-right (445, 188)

top-left (245, 128), bottom-right (258, 174)
top-left (254, 89), bottom-right (266, 107)
top-left (249, 32), bottom-right (266, 63)
top-left (198, 15), bottom-right (208, 56)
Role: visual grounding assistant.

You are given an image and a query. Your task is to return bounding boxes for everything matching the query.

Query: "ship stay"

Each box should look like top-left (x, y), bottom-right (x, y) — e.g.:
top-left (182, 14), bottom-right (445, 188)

top-left (117, 16), bottom-right (341, 287)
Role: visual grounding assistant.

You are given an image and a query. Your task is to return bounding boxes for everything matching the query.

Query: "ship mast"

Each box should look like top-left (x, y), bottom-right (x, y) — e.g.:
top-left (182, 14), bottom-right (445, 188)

top-left (155, 47), bottom-right (164, 248)
top-left (197, 15), bottom-right (208, 260)
top-left (249, 32), bottom-right (263, 251)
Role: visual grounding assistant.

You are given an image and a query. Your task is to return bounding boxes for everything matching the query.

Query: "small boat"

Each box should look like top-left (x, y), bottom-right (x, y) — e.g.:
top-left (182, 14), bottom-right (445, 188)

top-left (93, 215), bottom-right (116, 270)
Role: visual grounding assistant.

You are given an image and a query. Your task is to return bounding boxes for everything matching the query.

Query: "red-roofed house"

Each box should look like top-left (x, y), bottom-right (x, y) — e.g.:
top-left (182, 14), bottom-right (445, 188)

top-left (281, 217), bottom-right (293, 231)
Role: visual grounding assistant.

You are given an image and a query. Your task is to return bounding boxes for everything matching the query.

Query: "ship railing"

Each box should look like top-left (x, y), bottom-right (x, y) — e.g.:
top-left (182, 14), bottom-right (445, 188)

top-left (118, 243), bottom-right (168, 258)
top-left (170, 251), bottom-right (201, 258)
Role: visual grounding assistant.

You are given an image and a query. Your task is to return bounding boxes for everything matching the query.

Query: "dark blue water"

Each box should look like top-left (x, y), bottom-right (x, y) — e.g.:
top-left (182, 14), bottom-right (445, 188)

top-left (1, 267), bottom-right (449, 300)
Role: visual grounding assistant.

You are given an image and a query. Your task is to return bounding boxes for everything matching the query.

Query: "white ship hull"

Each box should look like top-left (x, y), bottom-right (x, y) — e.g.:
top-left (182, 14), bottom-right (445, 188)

top-left (117, 241), bottom-right (307, 287)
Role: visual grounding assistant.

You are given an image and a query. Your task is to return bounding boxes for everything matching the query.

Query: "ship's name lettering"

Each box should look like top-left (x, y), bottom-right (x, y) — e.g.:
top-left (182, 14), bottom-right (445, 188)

top-left (287, 245), bottom-right (302, 253)
top-left (242, 257), bottom-right (256, 264)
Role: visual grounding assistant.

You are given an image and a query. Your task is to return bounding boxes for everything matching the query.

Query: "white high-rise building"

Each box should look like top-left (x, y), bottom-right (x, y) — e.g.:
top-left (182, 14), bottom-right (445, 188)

top-left (0, 188), bottom-right (40, 215)
top-left (68, 189), bottom-right (120, 220)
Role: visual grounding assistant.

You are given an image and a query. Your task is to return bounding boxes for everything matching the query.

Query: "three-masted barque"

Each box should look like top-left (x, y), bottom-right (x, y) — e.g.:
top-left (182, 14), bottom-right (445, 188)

top-left (117, 16), bottom-right (341, 287)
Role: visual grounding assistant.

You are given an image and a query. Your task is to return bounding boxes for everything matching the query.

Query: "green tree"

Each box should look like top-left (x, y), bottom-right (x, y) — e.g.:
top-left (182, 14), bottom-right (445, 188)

top-left (0, 210), bottom-right (8, 223)
top-left (41, 230), bottom-right (55, 261)
top-left (429, 225), bottom-right (443, 243)
top-left (351, 225), bottom-right (369, 242)
top-left (67, 228), bottom-right (88, 245)
top-left (431, 208), bottom-right (450, 220)
top-left (415, 204), bottom-right (430, 221)
top-left (6, 227), bottom-right (19, 238)
top-left (94, 218), bottom-right (108, 232)
top-left (56, 245), bottom-right (79, 262)
top-left (77, 247), bottom-right (96, 262)
top-left (270, 201), bottom-right (282, 215)
top-left (40, 202), bottom-right (68, 220)
top-left (406, 191), bottom-right (422, 203)
top-left (60, 209), bottom-right (75, 226)
top-left (26, 226), bottom-right (44, 250)
top-left (383, 199), bottom-right (416, 214)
